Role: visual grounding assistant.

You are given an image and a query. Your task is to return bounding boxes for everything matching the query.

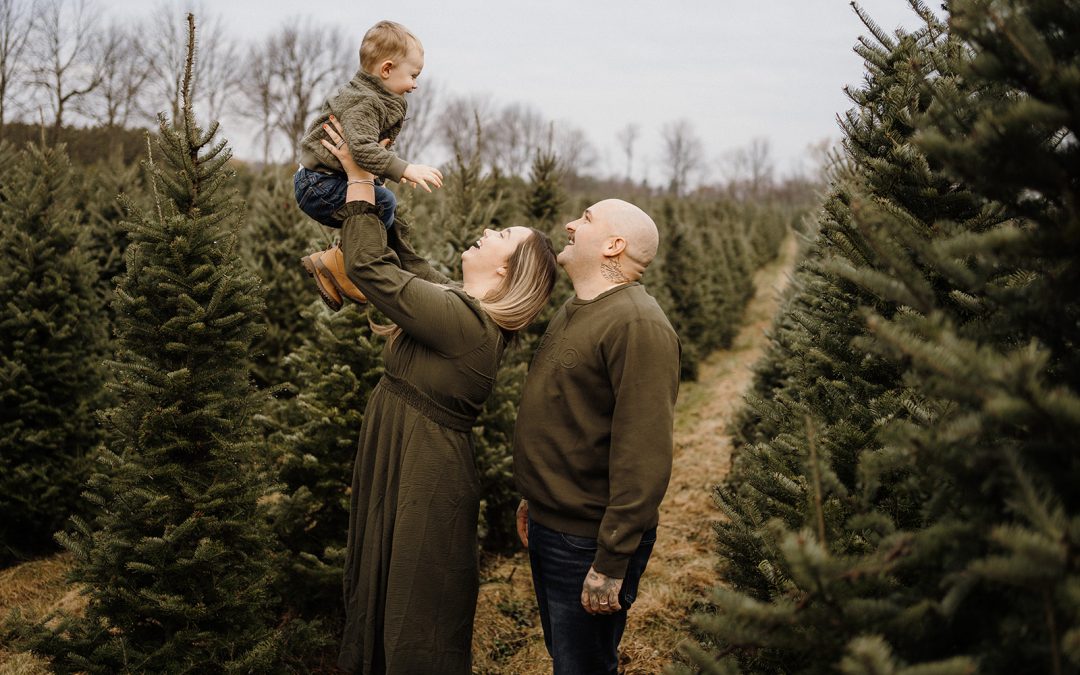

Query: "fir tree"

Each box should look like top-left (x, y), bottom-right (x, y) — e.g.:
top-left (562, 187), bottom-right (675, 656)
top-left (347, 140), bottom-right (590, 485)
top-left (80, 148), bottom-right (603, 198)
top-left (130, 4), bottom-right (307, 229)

top-left (682, 1), bottom-right (1080, 673)
top-left (7, 16), bottom-right (280, 672)
top-left (0, 142), bottom-right (108, 564)
top-left (658, 206), bottom-right (709, 379)
top-left (241, 165), bottom-right (324, 390)
top-left (80, 147), bottom-right (149, 317)
top-left (259, 300), bottom-right (383, 617)
top-left (524, 146), bottom-right (564, 227)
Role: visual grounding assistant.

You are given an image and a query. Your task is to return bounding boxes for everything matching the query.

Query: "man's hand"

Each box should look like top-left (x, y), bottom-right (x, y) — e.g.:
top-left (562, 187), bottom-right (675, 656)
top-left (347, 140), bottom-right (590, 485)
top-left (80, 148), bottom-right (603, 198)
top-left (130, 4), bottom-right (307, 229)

top-left (581, 566), bottom-right (622, 615)
top-left (401, 163), bottom-right (444, 192)
top-left (515, 499), bottom-right (529, 548)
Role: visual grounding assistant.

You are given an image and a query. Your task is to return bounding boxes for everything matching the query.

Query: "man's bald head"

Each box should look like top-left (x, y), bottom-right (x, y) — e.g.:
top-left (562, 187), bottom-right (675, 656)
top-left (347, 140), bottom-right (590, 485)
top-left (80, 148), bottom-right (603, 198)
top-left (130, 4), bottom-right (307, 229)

top-left (593, 199), bottom-right (659, 276)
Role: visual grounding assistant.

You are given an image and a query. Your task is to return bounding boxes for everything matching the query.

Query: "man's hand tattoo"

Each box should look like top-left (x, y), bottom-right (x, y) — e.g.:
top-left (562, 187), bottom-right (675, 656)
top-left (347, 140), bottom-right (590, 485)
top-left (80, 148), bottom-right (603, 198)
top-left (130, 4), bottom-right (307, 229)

top-left (581, 566), bottom-right (623, 614)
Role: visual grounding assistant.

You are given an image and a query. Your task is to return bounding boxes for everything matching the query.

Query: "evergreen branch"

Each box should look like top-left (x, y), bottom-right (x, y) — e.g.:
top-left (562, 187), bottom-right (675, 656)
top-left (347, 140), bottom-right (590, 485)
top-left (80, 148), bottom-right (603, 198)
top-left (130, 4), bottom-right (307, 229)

top-left (851, 2), bottom-right (897, 51)
top-left (146, 132), bottom-right (164, 228)
top-left (805, 416), bottom-right (827, 545)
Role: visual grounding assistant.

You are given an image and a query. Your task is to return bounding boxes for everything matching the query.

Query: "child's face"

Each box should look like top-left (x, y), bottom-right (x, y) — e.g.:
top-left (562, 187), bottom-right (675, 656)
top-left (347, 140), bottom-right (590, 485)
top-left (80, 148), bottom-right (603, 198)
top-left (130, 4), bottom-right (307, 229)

top-left (380, 45), bottom-right (424, 96)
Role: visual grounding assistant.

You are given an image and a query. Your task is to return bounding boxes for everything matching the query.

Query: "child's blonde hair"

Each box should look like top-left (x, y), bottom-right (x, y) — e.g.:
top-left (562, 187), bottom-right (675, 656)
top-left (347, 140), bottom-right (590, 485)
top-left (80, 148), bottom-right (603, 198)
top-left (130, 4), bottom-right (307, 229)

top-left (359, 21), bottom-right (422, 73)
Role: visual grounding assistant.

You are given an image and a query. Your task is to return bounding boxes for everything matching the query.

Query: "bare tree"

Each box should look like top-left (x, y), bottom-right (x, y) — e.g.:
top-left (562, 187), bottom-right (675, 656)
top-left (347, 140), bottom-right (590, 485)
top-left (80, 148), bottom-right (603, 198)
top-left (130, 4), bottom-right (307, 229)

top-left (660, 118), bottom-right (704, 195)
top-left (438, 93), bottom-right (494, 164)
top-left (391, 78), bottom-right (441, 166)
top-left (145, 2), bottom-right (187, 121)
top-left (196, 13), bottom-right (241, 122)
top-left (490, 102), bottom-right (546, 176)
top-left (0, 0), bottom-right (34, 135)
top-left (615, 123), bottom-right (639, 182)
top-left (90, 20), bottom-right (153, 129)
top-left (145, 2), bottom-right (242, 124)
top-left (236, 19), bottom-right (349, 164)
top-left (239, 40), bottom-right (277, 164)
top-left (742, 136), bottom-right (774, 197)
top-left (718, 136), bottom-right (775, 199)
top-left (268, 20), bottom-right (350, 161)
top-left (552, 122), bottom-right (597, 176)
top-left (29, 0), bottom-right (106, 136)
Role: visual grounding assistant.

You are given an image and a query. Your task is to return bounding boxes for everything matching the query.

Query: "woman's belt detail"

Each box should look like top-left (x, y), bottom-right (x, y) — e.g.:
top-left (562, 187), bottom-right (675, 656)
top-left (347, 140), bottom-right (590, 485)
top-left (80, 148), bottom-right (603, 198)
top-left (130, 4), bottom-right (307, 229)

top-left (379, 374), bottom-right (476, 432)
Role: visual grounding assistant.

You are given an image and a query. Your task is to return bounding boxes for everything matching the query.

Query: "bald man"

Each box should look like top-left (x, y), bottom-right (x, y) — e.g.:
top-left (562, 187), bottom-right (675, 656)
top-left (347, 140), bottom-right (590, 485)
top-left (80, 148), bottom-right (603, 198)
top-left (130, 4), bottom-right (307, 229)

top-left (513, 199), bottom-right (681, 674)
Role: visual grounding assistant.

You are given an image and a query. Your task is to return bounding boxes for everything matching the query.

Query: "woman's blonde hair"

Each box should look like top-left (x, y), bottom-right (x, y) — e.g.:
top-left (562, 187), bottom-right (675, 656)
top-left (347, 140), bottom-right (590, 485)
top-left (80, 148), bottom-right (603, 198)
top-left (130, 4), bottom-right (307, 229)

top-left (373, 228), bottom-right (557, 343)
top-left (359, 21), bottom-right (422, 73)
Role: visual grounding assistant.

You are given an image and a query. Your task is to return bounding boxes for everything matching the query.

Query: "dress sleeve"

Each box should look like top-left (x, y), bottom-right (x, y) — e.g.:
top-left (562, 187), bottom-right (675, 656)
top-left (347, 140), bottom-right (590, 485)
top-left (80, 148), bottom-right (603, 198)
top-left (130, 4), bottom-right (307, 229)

top-left (336, 201), bottom-right (486, 356)
top-left (386, 219), bottom-right (452, 285)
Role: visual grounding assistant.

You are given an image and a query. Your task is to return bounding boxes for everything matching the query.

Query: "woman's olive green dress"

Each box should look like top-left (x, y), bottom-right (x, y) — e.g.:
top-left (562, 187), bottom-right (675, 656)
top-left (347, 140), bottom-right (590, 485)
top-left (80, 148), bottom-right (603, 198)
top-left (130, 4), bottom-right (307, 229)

top-left (335, 202), bottom-right (505, 674)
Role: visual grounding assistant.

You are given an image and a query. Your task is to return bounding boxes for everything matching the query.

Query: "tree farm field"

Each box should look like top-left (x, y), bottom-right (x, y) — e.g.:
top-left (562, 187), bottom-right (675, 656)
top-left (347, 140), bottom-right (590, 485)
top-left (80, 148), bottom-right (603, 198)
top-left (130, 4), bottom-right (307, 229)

top-left (0, 234), bottom-right (798, 674)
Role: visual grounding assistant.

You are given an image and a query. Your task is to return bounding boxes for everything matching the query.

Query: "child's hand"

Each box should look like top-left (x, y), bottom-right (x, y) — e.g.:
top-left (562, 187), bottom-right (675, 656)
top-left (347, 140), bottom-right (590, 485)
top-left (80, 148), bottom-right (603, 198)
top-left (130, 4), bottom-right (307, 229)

top-left (402, 164), bottom-right (444, 193)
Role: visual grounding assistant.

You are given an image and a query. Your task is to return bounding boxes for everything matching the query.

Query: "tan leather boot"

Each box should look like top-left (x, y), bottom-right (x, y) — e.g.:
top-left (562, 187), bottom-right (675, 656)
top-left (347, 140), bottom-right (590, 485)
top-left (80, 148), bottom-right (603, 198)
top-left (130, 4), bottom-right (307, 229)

top-left (300, 250), bottom-right (344, 311)
top-left (314, 245), bottom-right (368, 305)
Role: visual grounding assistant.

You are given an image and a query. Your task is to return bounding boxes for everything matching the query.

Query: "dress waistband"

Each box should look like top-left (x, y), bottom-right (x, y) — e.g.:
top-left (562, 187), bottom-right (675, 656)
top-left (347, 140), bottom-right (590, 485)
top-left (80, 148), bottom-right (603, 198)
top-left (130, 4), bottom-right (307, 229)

top-left (379, 373), bottom-right (476, 432)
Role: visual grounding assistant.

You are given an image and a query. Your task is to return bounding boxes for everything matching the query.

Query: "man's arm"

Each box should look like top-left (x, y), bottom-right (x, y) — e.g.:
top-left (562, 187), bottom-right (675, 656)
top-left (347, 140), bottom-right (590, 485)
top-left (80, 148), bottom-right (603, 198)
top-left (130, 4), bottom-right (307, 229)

top-left (593, 317), bottom-right (680, 578)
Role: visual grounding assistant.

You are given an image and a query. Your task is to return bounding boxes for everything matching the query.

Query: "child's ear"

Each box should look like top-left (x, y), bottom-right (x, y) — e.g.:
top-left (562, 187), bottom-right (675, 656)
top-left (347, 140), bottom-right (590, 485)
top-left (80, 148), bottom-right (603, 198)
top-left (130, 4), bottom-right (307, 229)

top-left (380, 60), bottom-right (394, 79)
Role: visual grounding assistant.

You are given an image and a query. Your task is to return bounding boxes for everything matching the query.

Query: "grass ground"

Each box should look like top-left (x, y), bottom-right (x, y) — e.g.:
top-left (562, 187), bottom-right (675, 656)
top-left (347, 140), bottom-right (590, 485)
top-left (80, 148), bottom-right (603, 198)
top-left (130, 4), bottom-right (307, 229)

top-left (0, 234), bottom-right (799, 674)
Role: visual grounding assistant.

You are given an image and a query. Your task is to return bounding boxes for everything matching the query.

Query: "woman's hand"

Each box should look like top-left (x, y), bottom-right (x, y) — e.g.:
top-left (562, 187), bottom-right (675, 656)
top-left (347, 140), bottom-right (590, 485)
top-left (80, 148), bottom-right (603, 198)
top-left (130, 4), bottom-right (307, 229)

top-left (516, 499), bottom-right (529, 548)
top-left (320, 116), bottom-right (375, 182)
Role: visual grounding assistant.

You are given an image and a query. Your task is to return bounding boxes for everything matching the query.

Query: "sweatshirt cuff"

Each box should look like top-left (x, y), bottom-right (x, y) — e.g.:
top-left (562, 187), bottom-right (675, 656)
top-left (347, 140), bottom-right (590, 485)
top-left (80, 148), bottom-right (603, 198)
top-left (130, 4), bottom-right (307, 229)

top-left (385, 156), bottom-right (408, 183)
top-left (332, 200), bottom-right (381, 222)
top-left (591, 547), bottom-right (630, 579)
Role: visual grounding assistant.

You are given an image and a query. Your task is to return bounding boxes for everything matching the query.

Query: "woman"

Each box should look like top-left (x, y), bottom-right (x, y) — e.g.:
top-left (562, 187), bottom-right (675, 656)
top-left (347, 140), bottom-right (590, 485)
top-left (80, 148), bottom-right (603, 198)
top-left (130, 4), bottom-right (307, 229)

top-left (307, 117), bottom-right (558, 674)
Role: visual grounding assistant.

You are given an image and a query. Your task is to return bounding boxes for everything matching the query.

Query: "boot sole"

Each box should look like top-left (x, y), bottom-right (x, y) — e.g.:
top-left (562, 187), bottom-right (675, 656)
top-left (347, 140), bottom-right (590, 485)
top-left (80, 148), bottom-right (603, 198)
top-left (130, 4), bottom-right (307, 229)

top-left (314, 254), bottom-right (368, 305)
top-left (300, 254), bottom-right (343, 312)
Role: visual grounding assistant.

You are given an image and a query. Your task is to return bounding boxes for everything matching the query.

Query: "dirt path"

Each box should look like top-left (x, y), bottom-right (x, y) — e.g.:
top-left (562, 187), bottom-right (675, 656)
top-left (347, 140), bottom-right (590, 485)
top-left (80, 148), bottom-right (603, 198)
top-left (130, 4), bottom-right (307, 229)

top-left (471, 234), bottom-right (800, 674)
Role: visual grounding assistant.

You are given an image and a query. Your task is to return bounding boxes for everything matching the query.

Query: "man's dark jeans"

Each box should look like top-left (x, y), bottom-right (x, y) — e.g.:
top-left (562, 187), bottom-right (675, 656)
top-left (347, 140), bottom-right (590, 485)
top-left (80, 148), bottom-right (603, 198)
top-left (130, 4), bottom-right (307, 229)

top-left (293, 167), bottom-right (396, 229)
top-left (527, 516), bottom-right (656, 675)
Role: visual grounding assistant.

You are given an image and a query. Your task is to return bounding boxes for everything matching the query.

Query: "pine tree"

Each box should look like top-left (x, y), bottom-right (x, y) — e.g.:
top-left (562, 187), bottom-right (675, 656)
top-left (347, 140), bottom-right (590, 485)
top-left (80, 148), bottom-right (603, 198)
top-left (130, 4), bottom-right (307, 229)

top-left (658, 204), bottom-right (709, 380)
top-left (524, 147), bottom-right (564, 227)
top-left (241, 165), bottom-right (325, 390)
top-left (259, 300), bottom-right (384, 617)
top-left (8, 16), bottom-right (280, 672)
top-left (0, 141), bottom-right (108, 564)
top-left (80, 147), bottom-right (150, 318)
top-left (682, 1), bottom-right (1080, 673)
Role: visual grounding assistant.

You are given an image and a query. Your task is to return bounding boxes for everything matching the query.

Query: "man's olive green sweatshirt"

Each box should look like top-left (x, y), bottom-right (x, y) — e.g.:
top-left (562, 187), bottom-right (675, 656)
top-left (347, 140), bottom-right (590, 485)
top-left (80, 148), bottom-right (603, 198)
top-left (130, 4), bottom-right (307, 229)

top-left (298, 68), bottom-right (408, 182)
top-left (513, 282), bottom-right (680, 578)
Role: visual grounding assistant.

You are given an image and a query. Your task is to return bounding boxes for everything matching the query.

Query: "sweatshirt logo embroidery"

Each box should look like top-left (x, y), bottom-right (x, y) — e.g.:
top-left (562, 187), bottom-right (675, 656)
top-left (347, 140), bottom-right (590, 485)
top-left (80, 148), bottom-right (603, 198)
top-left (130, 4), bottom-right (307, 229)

top-left (538, 334), bottom-right (579, 369)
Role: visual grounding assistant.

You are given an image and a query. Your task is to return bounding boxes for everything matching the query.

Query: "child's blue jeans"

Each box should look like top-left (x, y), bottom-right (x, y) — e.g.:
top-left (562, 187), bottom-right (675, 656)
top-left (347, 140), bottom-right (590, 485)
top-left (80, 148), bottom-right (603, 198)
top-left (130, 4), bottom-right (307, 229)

top-left (293, 167), bottom-right (396, 229)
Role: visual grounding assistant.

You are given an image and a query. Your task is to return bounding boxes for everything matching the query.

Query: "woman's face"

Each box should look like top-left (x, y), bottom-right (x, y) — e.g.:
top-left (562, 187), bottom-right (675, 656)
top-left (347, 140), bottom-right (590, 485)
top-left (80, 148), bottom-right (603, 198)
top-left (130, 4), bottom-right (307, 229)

top-left (461, 226), bottom-right (532, 279)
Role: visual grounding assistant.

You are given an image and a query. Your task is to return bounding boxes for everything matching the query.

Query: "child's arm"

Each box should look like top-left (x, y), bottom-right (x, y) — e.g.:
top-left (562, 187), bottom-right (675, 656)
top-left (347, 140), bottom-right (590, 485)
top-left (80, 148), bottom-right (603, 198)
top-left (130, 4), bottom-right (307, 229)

top-left (401, 163), bottom-right (444, 192)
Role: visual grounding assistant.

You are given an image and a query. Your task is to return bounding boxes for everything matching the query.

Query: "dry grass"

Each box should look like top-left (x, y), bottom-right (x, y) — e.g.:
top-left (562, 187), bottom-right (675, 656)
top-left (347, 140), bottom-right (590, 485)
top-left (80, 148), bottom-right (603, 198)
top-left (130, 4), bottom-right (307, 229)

top-left (0, 237), bottom-right (799, 674)
top-left (471, 235), bottom-right (800, 674)
top-left (0, 553), bottom-right (83, 674)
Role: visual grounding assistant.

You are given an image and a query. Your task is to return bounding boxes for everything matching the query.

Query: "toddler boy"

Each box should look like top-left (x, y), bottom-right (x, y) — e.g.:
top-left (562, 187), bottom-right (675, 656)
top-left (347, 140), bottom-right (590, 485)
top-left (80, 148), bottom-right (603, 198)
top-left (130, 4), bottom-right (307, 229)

top-left (294, 20), bottom-right (442, 232)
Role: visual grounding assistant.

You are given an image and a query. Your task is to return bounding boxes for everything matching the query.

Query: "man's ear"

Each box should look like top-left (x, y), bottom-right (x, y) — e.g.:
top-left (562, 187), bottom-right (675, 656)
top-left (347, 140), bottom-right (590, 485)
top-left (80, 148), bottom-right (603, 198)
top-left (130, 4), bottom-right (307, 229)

top-left (604, 236), bottom-right (627, 257)
top-left (379, 59), bottom-right (394, 79)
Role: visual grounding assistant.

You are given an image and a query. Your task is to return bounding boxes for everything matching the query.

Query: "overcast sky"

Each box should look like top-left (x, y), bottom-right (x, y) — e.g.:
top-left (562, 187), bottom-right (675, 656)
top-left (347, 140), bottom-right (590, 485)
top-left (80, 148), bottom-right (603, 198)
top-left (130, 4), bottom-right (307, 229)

top-left (96, 0), bottom-right (936, 183)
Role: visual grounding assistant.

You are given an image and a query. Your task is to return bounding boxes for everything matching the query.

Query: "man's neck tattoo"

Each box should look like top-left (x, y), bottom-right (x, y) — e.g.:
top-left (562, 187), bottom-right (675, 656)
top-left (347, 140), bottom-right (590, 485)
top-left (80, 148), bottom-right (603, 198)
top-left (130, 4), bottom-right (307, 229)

top-left (600, 259), bottom-right (631, 284)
